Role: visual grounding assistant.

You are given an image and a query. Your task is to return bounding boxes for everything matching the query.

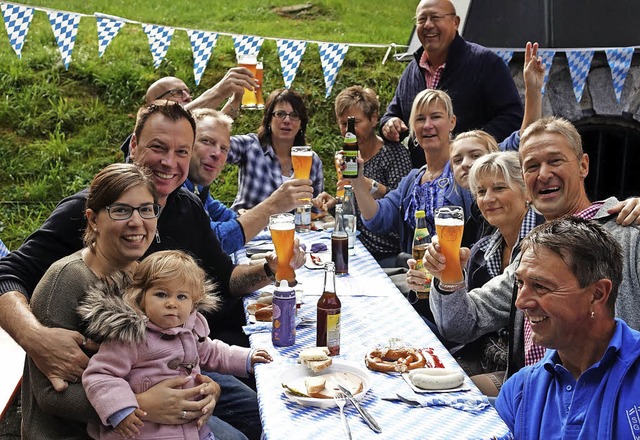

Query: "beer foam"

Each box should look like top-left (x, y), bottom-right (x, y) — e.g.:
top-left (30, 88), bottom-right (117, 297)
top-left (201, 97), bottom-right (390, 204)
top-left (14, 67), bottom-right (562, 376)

top-left (434, 217), bottom-right (464, 226)
top-left (270, 223), bottom-right (295, 231)
top-left (292, 151), bottom-right (313, 157)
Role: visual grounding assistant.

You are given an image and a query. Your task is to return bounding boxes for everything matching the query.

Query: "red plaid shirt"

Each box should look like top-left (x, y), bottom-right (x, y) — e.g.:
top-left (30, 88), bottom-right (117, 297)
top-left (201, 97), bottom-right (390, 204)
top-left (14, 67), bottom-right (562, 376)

top-left (419, 51), bottom-right (445, 89)
top-left (524, 201), bottom-right (605, 366)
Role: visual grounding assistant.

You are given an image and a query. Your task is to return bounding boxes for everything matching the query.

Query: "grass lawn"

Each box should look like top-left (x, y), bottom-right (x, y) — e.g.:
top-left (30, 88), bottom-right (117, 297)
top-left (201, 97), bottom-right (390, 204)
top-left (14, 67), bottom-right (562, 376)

top-left (0, 1), bottom-right (415, 249)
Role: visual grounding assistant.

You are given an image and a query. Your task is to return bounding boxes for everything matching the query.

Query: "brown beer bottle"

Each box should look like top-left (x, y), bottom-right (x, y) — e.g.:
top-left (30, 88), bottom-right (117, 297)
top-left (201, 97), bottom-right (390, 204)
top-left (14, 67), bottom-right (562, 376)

top-left (342, 116), bottom-right (359, 178)
top-left (331, 205), bottom-right (349, 275)
top-left (317, 262), bottom-right (341, 355)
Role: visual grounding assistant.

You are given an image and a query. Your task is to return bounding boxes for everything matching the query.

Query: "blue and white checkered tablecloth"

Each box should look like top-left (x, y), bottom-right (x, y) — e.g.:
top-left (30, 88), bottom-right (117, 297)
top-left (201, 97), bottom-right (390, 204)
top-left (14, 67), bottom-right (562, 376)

top-left (239, 231), bottom-right (513, 440)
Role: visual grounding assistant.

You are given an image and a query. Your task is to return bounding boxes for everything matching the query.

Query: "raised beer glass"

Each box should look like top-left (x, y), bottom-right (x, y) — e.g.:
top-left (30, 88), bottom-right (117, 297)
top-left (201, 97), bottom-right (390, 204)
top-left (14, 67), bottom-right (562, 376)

top-left (255, 60), bottom-right (265, 109)
top-left (291, 146), bottom-right (313, 202)
top-left (434, 206), bottom-right (465, 291)
top-left (268, 213), bottom-right (296, 285)
top-left (237, 53), bottom-right (258, 109)
top-left (333, 149), bottom-right (345, 199)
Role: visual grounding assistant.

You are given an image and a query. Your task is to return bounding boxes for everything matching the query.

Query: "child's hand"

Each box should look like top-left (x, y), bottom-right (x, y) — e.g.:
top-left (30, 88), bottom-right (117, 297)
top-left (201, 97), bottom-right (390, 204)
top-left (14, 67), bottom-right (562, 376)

top-left (114, 408), bottom-right (145, 438)
top-left (251, 348), bottom-right (273, 366)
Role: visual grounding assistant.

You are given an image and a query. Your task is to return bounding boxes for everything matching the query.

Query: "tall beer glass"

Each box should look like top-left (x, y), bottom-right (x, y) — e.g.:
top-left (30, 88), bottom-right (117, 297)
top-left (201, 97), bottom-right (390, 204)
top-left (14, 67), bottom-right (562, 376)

top-left (434, 206), bottom-right (464, 291)
top-left (334, 150), bottom-right (345, 199)
top-left (255, 60), bottom-right (264, 109)
top-left (291, 146), bottom-right (313, 202)
top-left (237, 53), bottom-right (257, 109)
top-left (269, 213), bottom-right (296, 285)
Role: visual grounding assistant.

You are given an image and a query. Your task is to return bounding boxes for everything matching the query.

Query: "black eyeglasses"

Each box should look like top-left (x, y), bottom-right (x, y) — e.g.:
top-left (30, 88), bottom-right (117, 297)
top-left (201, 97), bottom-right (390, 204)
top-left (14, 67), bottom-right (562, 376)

top-left (416, 13), bottom-right (456, 25)
top-left (105, 203), bottom-right (161, 220)
top-left (272, 110), bottom-right (301, 121)
top-left (155, 88), bottom-right (192, 100)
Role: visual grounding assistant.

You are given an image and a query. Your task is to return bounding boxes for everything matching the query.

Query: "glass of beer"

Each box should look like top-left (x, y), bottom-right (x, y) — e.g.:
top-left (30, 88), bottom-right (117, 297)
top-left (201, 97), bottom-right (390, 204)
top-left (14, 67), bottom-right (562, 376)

top-left (334, 150), bottom-right (345, 199)
top-left (255, 60), bottom-right (264, 109)
top-left (292, 146), bottom-right (313, 202)
top-left (269, 213), bottom-right (296, 285)
top-left (434, 206), bottom-right (465, 291)
top-left (237, 53), bottom-right (257, 109)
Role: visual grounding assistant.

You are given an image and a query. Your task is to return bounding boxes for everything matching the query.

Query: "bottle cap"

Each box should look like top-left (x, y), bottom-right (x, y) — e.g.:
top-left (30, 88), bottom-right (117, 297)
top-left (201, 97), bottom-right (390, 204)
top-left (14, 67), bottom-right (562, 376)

top-left (415, 210), bottom-right (426, 219)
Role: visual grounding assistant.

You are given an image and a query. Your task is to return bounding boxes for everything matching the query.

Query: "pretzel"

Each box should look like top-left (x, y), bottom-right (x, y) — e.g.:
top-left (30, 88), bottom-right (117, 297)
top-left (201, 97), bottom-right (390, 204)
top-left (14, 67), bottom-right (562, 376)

top-left (364, 347), bottom-right (427, 373)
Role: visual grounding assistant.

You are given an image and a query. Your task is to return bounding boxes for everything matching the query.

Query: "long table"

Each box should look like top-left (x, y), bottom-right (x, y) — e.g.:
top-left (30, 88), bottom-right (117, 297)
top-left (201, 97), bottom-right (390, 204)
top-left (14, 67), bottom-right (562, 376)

top-left (238, 230), bottom-right (512, 439)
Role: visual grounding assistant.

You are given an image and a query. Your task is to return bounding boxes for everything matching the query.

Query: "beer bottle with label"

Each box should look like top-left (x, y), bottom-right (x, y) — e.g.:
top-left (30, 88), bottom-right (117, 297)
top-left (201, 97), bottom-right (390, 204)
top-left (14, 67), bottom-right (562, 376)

top-left (317, 262), bottom-right (341, 355)
top-left (342, 185), bottom-right (356, 255)
top-left (331, 205), bottom-right (349, 275)
top-left (412, 210), bottom-right (432, 299)
top-left (342, 116), bottom-right (359, 178)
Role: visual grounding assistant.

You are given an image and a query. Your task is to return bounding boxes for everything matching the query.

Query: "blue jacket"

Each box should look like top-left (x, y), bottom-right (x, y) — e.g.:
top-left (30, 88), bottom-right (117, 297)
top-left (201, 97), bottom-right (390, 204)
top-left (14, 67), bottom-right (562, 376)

top-left (381, 33), bottom-right (523, 167)
top-left (183, 179), bottom-right (245, 254)
top-left (496, 319), bottom-right (640, 440)
top-left (362, 164), bottom-right (474, 254)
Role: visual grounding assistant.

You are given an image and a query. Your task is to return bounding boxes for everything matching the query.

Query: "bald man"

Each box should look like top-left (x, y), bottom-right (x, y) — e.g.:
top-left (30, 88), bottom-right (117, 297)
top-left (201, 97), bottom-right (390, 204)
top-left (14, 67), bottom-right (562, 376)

top-left (381, 0), bottom-right (523, 168)
top-left (121, 68), bottom-right (253, 158)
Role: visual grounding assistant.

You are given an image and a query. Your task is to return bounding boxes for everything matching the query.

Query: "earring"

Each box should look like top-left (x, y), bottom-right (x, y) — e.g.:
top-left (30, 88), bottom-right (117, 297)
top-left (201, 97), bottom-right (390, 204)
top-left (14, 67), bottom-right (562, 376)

top-left (93, 228), bottom-right (97, 232)
top-left (267, 125), bottom-right (271, 132)
top-left (590, 310), bottom-right (595, 319)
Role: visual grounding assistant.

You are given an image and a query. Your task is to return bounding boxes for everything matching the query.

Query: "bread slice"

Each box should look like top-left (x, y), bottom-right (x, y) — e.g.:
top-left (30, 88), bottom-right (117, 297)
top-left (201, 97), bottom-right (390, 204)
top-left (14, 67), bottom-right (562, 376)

top-left (304, 358), bottom-right (332, 373)
top-left (298, 347), bottom-right (331, 362)
top-left (304, 376), bottom-right (326, 395)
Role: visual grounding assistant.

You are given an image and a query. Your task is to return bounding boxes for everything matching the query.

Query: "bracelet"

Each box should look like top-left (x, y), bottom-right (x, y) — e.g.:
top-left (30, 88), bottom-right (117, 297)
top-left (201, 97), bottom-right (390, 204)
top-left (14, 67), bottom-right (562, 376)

top-left (263, 261), bottom-right (276, 282)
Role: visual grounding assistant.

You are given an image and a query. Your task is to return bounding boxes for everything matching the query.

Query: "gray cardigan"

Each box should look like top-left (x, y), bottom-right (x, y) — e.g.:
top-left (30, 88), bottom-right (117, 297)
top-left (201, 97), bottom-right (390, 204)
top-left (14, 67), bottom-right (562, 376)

top-left (429, 197), bottom-right (640, 376)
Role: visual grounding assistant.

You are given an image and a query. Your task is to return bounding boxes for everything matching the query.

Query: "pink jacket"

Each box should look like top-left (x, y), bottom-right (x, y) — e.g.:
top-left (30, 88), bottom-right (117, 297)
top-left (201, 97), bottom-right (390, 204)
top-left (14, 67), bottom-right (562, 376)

top-left (80, 284), bottom-right (250, 440)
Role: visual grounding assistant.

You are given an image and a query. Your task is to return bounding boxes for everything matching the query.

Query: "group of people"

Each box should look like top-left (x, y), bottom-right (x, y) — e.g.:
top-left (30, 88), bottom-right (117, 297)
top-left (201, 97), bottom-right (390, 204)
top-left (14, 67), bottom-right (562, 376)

top-left (2, 0), bottom-right (640, 439)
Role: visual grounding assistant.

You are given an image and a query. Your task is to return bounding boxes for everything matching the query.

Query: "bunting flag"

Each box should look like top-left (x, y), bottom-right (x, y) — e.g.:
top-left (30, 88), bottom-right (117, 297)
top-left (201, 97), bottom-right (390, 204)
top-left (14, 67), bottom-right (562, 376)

top-left (142, 24), bottom-right (174, 69)
top-left (605, 47), bottom-right (634, 103)
top-left (319, 43), bottom-right (348, 98)
top-left (493, 49), bottom-right (514, 66)
top-left (1, 3), bottom-right (34, 58)
top-left (566, 50), bottom-right (594, 103)
top-left (95, 15), bottom-right (125, 58)
top-left (187, 30), bottom-right (218, 86)
top-left (538, 49), bottom-right (556, 95)
top-left (232, 35), bottom-right (264, 57)
top-left (47, 11), bottom-right (80, 69)
top-left (276, 39), bottom-right (307, 89)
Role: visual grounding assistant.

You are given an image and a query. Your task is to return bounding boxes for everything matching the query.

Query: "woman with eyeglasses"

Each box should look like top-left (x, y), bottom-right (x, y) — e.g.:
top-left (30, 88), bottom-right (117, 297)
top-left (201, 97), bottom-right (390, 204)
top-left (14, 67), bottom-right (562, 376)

top-left (22, 164), bottom-right (217, 439)
top-left (227, 88), bottom-right (324, 211)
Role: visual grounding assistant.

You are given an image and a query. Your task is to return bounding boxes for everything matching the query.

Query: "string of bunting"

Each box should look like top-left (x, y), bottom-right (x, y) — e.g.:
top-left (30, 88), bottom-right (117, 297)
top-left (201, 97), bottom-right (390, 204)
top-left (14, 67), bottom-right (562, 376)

top-left (1, 1), bottom-right (638, 101)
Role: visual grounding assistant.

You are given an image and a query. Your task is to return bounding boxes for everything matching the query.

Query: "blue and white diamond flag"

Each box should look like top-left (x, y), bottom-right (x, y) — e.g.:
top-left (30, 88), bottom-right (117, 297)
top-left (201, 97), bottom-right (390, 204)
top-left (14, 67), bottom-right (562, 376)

top-left (48, 11), bottom-right (81, 69)
top-left (566, 50), bottom-right (594, 103)
top-left (1, 3), bottom-right (34, 58)
top-left (232, 35), bottom-right (264, 57)
top-left (605, 47), bottom-right (634, 103)
top-left (319, 43), bottom-right (348, 98)
top-left (187, 30), bottom-right (218, 86)
top-left (95, 15), bottom-right (125, 58)
top-left (538, 49), bottom-right (556, 95)
top-left (493, 49), bottom-right (514, 66)
top-left (142, 24), bottom-right (174, 69)
top-left (0, 238), bottom-right (8, 257)
top-left (276, 39), bottom-right (307, 89)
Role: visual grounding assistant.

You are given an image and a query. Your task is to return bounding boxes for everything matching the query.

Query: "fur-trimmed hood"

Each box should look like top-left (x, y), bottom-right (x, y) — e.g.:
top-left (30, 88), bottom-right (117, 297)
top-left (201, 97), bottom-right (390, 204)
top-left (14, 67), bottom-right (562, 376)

top-left (77, 280), bottom-right (219, 345)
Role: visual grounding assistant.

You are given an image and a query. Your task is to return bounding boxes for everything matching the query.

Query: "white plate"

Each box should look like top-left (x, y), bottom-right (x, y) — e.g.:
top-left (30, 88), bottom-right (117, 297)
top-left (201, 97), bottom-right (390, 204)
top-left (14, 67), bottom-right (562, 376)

top-left (401, 372), bottom-right (471, 394)
top-left (281, 362), bottom-right (372, 408)
top-left (304, 252), bottom-right (331, 270)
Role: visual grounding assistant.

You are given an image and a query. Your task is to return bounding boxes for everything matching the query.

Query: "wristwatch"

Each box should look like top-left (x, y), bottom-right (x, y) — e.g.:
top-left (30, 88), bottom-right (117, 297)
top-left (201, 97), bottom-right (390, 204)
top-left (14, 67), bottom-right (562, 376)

top-left (263, 261), bottom-right (276, 282)
top-left (370, 179), bottom-right (380, 195)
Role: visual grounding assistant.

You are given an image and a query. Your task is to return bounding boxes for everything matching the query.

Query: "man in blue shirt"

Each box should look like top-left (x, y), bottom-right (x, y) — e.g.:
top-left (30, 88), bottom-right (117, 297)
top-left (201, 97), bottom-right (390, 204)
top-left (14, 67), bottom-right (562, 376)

top-left (186, 109), bottom-right (313, 254)
top-left (496, 216), bottom-right (640, 439)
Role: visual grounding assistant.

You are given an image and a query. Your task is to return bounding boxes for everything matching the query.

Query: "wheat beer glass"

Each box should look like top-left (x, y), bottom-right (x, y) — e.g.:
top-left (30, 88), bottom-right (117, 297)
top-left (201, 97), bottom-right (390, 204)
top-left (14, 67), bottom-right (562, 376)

top-left (269, 213), bottom-right (296, 285)
top-left (237, 53), bottom-right (258, 109)
top-left (255, 60), bottom-right (265, 109)
top-left (291, 146), bottom-right (313, 202)
top-left (434, 206), bottom-right (464, 291)
top-left (334, 150), bottom-right (345, 199)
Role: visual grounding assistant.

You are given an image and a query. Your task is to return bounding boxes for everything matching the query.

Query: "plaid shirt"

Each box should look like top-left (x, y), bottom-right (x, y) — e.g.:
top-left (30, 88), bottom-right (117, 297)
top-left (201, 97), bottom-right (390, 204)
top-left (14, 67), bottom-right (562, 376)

top-left (227, 133), bottom-right (324, 211)
top-left (419, 50), bottom-right (446, 89)
top-left (523, 201), bottom-right (606, 366)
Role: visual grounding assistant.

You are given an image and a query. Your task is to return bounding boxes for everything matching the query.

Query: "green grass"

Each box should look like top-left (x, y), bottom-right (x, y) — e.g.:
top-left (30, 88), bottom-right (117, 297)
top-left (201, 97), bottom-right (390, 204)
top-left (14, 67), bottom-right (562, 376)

top-left (0, 1), bottom-right (414, 249)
